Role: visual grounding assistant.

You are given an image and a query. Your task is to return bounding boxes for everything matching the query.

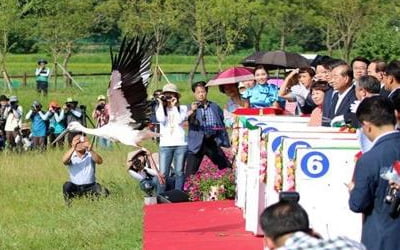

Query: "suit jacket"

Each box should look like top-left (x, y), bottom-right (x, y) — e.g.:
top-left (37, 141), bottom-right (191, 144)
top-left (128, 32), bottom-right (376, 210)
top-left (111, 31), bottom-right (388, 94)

top-left (322, 86), bottom-right (357, 127)
top-left (187, 101), bottom-right (230, 154)
top-left (349, 131), bottom-right (400, 250)
top-left (388, 88), bottom-right (400, 101)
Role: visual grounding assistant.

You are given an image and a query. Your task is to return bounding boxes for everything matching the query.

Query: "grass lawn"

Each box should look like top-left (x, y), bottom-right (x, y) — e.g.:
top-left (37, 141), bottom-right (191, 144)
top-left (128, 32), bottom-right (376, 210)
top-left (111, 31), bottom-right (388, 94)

top-left (0, 55), bottom-right (229, 249)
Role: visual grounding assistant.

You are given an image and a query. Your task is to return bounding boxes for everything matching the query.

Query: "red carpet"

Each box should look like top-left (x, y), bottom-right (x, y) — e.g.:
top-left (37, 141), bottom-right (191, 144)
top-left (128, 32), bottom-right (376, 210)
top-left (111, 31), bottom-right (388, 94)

top-left (144, 200), bottom-right (263, 250)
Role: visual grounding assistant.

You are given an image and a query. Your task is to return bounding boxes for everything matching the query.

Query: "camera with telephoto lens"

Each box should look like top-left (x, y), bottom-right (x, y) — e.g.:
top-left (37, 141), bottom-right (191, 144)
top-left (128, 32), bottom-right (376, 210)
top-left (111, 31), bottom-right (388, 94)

top-left (160, 95), bottom-right (173, 102)
top-left (96, 103), bottom-right (105, 111)
top-left (384, 186), bottom-right (400, 218)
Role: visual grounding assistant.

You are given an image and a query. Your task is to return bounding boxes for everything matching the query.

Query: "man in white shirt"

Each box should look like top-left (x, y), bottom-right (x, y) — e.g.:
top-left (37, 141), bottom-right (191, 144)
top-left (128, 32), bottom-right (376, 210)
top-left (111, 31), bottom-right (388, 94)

top-left (62, 135), bottom-right (109, 205)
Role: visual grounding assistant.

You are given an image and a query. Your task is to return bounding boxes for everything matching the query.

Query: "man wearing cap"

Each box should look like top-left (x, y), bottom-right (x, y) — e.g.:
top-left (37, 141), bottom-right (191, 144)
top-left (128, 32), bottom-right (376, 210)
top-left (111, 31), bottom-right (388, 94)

top-left (35, 59), bottom-right (50, 96)
top-left (0, 95), bottom-right (9, 149)
top-left (92, 95), bottom-right (111, 148)
top-left (64, 97), bottom-right (83, 146)
top-left (62, 134), bottom-right (109, 205)
top-left (25, 101), bottom-right (49, 150)
top-left (4, 96), bottom-right (23, 149)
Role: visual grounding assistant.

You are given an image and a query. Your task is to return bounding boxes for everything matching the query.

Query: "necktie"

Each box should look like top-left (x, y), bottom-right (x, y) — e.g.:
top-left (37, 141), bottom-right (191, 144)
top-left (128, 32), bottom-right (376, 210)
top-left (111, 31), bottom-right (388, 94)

top-left (330, 92), bottom-right (339, 117)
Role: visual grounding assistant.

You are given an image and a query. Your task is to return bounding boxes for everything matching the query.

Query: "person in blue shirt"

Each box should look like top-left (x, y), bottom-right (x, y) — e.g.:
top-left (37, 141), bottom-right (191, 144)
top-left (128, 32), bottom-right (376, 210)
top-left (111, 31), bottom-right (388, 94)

top-left (242, 65), bottom-right (284, 108)
top-left (25, 101), bottom-right (49, 150)
top-left (47, 101), bottom-right (66, 148)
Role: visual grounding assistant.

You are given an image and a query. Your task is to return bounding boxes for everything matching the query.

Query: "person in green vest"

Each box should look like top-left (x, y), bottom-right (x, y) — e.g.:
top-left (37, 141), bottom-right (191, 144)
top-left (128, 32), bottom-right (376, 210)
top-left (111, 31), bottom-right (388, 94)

top-left (35, 59), bottom-right (50, 96)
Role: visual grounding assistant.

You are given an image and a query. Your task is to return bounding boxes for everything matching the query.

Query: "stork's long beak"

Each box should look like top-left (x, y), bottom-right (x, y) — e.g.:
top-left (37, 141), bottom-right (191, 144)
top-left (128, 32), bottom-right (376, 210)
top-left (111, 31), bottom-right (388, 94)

top-left (51, 129), bottom-right (69, 145)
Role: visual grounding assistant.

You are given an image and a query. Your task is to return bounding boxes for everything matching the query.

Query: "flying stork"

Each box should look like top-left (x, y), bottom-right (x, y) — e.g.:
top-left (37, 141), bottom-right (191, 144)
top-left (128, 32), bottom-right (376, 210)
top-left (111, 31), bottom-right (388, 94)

top-left (55, 36), bottom-right (157, 147)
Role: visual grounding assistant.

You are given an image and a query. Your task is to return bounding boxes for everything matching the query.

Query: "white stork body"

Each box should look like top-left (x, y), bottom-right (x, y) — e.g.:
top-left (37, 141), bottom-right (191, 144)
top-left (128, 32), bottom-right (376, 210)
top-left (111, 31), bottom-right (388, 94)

top-left (67, 121), bottom-right (155, 147)
top-left (53, 37), bottom-right (156, 148)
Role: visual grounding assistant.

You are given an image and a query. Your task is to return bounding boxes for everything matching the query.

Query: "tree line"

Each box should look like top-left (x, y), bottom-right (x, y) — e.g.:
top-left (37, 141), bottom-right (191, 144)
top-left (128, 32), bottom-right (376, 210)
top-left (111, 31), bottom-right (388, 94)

top-left (1, 0), bottom-right (400, 83)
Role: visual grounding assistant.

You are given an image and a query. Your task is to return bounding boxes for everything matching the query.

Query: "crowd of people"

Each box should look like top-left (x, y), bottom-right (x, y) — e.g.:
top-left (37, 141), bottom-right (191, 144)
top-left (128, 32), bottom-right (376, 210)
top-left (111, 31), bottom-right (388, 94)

top-left (0, 94), bottom-right (111, 151)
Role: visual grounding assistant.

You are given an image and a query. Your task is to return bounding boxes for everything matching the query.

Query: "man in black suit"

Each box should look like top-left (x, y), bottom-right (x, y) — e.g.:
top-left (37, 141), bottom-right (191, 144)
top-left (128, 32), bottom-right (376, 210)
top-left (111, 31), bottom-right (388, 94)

top-left (349, 96), bottom-right (400, 250)
top-left (322, 63), bottom-right (358, 127)
top-left (367, 59), bottom-right (389, 97)
top-left (383, 60), bottom-right (400, 100)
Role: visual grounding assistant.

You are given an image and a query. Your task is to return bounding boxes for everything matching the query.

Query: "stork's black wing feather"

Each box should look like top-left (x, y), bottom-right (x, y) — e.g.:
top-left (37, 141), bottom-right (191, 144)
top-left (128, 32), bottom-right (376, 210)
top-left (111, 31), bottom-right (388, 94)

top-left (108, 36), bottom-right (154, 130)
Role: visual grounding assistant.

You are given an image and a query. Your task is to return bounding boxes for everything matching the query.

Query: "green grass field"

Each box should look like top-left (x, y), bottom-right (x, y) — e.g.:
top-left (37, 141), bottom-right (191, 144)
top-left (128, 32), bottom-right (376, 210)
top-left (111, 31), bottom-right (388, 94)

top-left (0, 53), bottom-right (230, 249)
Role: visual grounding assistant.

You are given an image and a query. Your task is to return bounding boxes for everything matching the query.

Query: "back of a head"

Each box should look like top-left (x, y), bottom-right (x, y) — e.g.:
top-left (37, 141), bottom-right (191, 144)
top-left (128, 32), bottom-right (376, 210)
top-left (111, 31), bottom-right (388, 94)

top-left (384, 60), bottom-right (400, 83)
top-left (357, 75), bottom-right (381, 94)
top-left (260, 201), bottom-right (309, 240)
top-left (356, 96), bottom-right (396, 127)
top-left (370, 59), bottom-right (386, 72)
top-left (325, 59), bottom-right (346, 70)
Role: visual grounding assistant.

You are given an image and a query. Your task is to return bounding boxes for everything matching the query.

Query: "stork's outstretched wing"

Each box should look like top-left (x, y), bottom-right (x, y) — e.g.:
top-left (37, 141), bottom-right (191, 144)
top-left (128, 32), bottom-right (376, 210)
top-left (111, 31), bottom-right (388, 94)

top-left (108, 36), bottom-right (154, 129)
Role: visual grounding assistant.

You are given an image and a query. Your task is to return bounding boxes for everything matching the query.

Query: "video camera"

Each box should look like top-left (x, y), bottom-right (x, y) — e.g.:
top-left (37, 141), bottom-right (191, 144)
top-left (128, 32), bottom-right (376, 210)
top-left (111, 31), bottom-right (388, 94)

top-left (385, 187), bottom-right (400, 218)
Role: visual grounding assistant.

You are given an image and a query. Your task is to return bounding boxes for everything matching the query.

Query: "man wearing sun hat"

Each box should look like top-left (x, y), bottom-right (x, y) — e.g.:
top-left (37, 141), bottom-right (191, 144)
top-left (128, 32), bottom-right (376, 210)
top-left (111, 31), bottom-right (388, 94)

top-left (35, 59), bottom-right (50, 96)
top-left (92, 95), bottom-right (111, 147)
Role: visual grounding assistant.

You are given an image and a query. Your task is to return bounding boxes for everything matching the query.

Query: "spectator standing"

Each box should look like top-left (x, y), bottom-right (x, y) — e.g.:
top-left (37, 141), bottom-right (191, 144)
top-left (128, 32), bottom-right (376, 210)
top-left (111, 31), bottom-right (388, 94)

top-left (64, 97), bottom-right (83, 146)
top-left (351, 56), bottom-right (370, 82)
top-left (25, 101), bottom-right (49, 150)
top-left (218, 83), bottom-right (249, 126)
top-left (47, 101), bottom-right (66, 148)
top-left (155, 83), bottom-right (188, 192)
top-left (62, 135), bottom-right (109, 205)
top-left (279, 67), bottom-right (315, 114)
top-left (185, 81), bottom-right (231, 178)
top-left (308, 81), bottom-right (331, 126)
top-left (367, 59), bottom-right (389, 96)
top-left (0, 95), bottom-right (9, 149)
top-left (349, 96), bottom-right (400, 250)
top-left (4, 96), bottom-right (23, 149)
top-left (35, 59), bottom-right (50, 96)
top-left (242, 65), bottom-right (284, 108)
top-left (382, 60), bottom-right (400, 100)
top-left (92, 95), bottom-right (111, 148)
top-left (322, 63), bottom-right (357, 127)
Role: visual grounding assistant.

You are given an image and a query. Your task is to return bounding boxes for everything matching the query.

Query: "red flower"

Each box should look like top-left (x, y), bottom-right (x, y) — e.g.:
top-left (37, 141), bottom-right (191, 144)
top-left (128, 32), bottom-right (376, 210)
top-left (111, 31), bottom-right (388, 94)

top-left (393, 161), bottom-right (400, 175)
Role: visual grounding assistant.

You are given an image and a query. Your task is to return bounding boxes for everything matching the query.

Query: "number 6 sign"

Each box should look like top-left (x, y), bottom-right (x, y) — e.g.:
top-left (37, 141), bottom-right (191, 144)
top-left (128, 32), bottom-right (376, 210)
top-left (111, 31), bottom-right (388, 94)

top-left (300, 151), bottom-right (330, 178)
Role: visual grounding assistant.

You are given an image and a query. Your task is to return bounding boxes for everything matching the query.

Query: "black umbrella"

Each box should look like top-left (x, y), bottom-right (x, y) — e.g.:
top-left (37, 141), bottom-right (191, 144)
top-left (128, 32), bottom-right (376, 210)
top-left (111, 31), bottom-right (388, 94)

top-left (254, 50), bottom-right (310, 70)
top-left (241, 51), bottom-right (267, 67)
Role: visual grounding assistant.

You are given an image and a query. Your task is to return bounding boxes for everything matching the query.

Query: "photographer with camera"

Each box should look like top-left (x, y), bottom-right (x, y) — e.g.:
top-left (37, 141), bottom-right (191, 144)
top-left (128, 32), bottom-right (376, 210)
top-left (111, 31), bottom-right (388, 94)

top-left (25, 101), bottom-right (49, 150)
top-left (260, 195), bottom-right (365, 250)
top-left (0, 95), bottom-right (9, 149)
top-left (127, 149), bottom-right (165, 196)
top-left (64, 97), bottom-right (83, 146)
top-left (62, 134), bottom-right (109, 206)
top-left (155, 83), bottom-right (188, 193)
top-left (4, 96), bottom-right (23, 150)
top-left (185, 81), bottom-right (231, 178)
top-left (47, 101), bottom-right (66, 148)
top-left (348, 96), bottom-right (400, 250)
top-left (92, 95), bottom-right (111, 148)
top-left (35, 59), bottom-right (50, 96)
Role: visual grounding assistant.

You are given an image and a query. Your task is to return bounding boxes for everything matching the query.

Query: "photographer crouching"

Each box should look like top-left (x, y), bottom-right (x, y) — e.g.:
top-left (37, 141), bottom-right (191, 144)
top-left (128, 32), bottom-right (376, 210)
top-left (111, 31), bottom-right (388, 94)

top-left (92, 95), bottom-right (111, 148)
top-left (127, 149), bottom-right (165, 198)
